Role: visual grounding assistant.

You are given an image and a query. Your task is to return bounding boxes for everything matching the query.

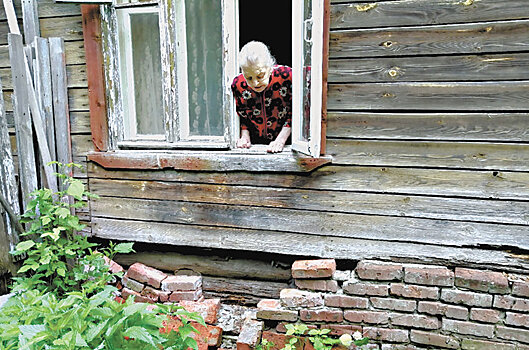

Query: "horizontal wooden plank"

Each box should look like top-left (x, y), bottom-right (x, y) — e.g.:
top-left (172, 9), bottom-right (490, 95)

top-left (331, 0), bottom-right (529, 29)
top-left (327, 81), bottom-right (529, 111)
top-left (328, 139), bottom-right (529, 171)
top-left (113, 251), bottom-right (292, 281)
top-left (0, 16), bottom-right (83, 45)
top-left (91, 217), bottom-right (529, 272)
top-left (203, 276), bottom-right (287, 299)
top-left (87, 163), bottom-right (529, 201)
top-left (327, 112), bottom-right (529, 142)
top-left (3, 87), bottom-right (88, 112)
top-left (70, 111), bottom-right (91, 134)
top-left (328, 53), bottom-right (529, 83)
top-left (89, 178), bottom-right (529, 225)
top-left (91, 196), bottom-right (529, 250)
top-left (0, 41), bottom-right (86, 68)
top-left (0, 64), bottom-right (87, 89)
top-left (0, 0), bottom-right (80, 20)
top-left (330, 20), bottom-right (529, 58)
top-left (72, 133), bottom-right (93, 156)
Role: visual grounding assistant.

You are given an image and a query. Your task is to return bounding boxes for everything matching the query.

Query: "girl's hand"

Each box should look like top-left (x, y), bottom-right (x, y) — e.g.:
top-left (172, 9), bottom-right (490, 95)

top-left (267, 139), bottom-right (286, 153)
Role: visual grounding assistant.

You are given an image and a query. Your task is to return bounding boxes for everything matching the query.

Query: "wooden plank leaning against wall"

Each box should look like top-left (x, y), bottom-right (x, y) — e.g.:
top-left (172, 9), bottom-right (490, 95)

top-left (0, 0), bottom-right (91, 224)
top-left (88, 0), bottom-right (529, 273)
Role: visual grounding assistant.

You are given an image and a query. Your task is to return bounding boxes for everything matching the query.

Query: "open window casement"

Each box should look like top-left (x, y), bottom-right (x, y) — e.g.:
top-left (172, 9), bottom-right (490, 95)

top-left (291, 0), bottom-right (323, 158)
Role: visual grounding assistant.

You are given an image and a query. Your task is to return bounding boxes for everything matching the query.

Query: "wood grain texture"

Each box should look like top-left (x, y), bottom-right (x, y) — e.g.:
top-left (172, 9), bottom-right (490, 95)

top-left (90, 196), bottom-right (529, 250)
top-left (87, 163), bottom-right (529, 201)
top-left (330, 20), bottom-right (529, 58)
top-left (0, 41), bottom-right (87, 68)
top-left (327, 81), bottom-right (529, 111)
top-left (81, 4), bottom-right (108, 152)
top-left (328, 53), bottom-right (529, 83)
top-left (89, 178), bottom-right (529, 225)
top-left (113, 251), bottom-right (292, 281)
top-left (3, 87), bottom-right (88, 112)
top-left (0, 0), bottom-right (81, 20)
top-left (327, 112), bottom-right (529, 141)
top-left (331, 0), bottom-right (529, 29)
top-left (91, 217), bottom-right (529, 272)
top-left (327, 139), bottom-right (529, 171)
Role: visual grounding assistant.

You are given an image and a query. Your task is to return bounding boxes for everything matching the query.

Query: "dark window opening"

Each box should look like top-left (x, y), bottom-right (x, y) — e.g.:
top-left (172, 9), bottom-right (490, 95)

top-left (238, 0), bottom-right (292, 68)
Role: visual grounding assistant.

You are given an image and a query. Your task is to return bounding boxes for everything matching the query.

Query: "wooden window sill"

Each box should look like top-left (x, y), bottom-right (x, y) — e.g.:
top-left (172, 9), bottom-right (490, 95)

top-left (87, 148), bottom-right (332, 172)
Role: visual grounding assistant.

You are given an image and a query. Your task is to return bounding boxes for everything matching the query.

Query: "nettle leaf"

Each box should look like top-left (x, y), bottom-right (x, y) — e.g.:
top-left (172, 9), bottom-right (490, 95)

top-left (114, 242), bottom-right (135, 254)
top-left (56, 207), bottom-right (71, 219)
top-left (40, 216), bottom-right (52, 225)
top-left (16, 240), bottom-right (35, 252)
top-left (67, 180), bottom-right (85, 199)
top-left (123, 326), bottom-right (156, 346)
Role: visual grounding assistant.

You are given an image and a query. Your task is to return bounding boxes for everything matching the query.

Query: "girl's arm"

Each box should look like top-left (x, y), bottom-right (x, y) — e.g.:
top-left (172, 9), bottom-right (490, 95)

top-left (267, 126), bottom-right (291, 153)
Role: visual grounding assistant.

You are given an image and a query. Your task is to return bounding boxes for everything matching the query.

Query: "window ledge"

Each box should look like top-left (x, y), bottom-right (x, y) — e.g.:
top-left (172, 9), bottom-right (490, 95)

top-left (87, 149), bottom-right (332, 172)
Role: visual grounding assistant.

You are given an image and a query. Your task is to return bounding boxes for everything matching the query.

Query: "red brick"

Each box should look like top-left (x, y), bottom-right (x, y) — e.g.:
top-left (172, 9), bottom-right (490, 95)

top-left (169, 289), bottom-right (202, 302)
top-left (178, 298), bottom-right (220, 324)
top-left (161, 318), bottom-right (221, 348)
top-left (321, 324), bottom-right (362, 336)
top-left (126, 262), bottom-right (168, 289)
top-left (162, 275), bottom-right (202, 292)
top-left (291, 259), bottom-right (336, 279)
top-left (294, 279), bottom-right (338, 292)
top-left (324, 294), bottom-right (369, 309)
top-left (343, 279), bottom-right (389, 296)
top-left (122, 275), bottom-right (144, 293)
top-left (363, 327), bottom-right (408, 343)
top-left (410, 330), bottom-right (459, 349)
top-left (142, 286), bottom-right (170, 303)
top-left (461, 339), bottom-right (516, 350)
top-left (455, 267), bottom-right (510, 294)
top-left (356, 261), bottom-right (403, 281)
top-left (513, 280), bottom-right (529, 297)
top-left (505, 312), bottom-right (529, 328)
top-left (418, 301), bottom-right (468, 320)
top-left (390, 283), bottom-right (438, 300)
top-left (371, 297), bottom-right (416, 312)
top-left (440, 289), bottom-right (492, 307)
top-left (390, 313), bottom-right (440, 330)
top-left (103, 256), bottom-right (125, 274)
top-left (280, 289), bottom-right (324, 308)
top-left (237, 319), bottom-right (263, 350)
top-left (261, 331), bottom-right (303, 350)
top-left (256, 299), bottom-right (298, 322)
top-left (300, 308), bottom-right (343, 322)
top-left (442, 319), bottom-right (494, 338)
top-left (344, 310), bottom-right (389, 324)
top-left (121, 287), bottom-right (154, 303)
top-left (494, 295), bottom-right (529, 311)
top-left (469, 308), bottom-right (501, 323)
top-left (404, 266), bottom-right (454, 286)
top-left (496, 326), bottom-right (529, 344)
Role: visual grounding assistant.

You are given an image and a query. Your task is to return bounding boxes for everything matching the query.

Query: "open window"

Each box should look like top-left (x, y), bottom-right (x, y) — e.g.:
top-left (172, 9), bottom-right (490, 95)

top-left (82, 0), bottom-right (330, 170)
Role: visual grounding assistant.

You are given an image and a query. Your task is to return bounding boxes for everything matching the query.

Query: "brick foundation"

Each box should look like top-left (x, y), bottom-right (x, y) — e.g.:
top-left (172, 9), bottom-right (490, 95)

top-left (253, 259), bottom-right (529, 350)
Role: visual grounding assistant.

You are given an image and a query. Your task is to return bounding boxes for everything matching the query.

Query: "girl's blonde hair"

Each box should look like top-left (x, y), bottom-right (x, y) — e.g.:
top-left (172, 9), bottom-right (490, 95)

top-left (239, 41), bottom-right (276, 71)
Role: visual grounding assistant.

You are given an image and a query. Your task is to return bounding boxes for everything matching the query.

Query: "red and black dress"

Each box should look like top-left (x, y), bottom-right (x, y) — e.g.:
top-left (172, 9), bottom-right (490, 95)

top-left (231, 65), bottom-right (292, 145)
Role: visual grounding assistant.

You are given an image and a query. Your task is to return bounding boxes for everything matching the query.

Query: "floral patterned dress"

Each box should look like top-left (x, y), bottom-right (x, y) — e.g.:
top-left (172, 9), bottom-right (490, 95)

top-left (231, 65), bottom-right (292, 145)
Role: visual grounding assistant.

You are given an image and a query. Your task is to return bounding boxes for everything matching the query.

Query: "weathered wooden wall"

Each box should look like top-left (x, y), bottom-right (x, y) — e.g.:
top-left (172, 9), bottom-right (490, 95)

top-left (2, 0), bottom-right (528, 280)
top-left (86, 0), bottom-right (529, 273)
top-left (0, 0), bottom-right (90, 223)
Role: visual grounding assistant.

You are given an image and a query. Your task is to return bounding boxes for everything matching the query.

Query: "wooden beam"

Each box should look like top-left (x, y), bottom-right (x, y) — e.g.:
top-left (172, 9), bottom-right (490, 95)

top-left (49, 37), bottom-right (73, 182)
top-left (21, 0), bottom-right (40, 43)
top-left (81, 4), bottom-right (108, 152)
top-left (88, 150), bottom-right (332, 172)
top-left (320, 0), bottom-right (330, 156)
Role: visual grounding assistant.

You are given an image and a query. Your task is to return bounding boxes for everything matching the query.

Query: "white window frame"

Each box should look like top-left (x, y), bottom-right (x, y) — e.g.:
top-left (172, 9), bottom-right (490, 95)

top-left (101, 0), bottom-right (324, 157)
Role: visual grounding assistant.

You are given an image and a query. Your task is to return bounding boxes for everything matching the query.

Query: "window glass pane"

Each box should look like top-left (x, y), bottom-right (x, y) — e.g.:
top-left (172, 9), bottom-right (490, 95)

top-left (130, 12), bottom-right (164, 136)
top-left (185, 0), bottom-right (224, 136)
top-left (302, 0), bottom-right (312, 141)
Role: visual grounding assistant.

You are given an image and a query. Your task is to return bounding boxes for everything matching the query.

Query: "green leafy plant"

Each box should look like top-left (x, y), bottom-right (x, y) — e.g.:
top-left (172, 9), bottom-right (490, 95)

top-left (0, 285), bottom-right (205, 349)
top-left (282, 323), bottom-right (369, 350)
top-left (0, 163), bottom-right (206, 349)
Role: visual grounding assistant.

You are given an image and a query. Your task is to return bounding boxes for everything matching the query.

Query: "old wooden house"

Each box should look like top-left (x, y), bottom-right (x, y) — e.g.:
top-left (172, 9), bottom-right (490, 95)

top-left (1, 0), bottom-right (529, 347)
